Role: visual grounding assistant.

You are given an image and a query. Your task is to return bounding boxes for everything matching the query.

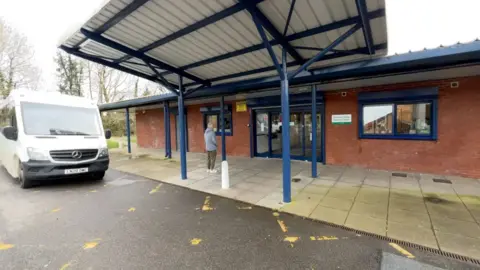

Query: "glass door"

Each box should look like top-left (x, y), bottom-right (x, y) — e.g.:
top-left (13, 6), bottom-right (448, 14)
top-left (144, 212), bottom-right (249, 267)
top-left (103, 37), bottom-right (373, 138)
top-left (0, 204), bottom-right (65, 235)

top-left (271, 112), bottom-right (282, 156)
top-left (289, 112), bottom-right (304, 157)
top-left (304, 113), bottom-right (322, 161)
top-left (255, 112), bottom-right (269, 156)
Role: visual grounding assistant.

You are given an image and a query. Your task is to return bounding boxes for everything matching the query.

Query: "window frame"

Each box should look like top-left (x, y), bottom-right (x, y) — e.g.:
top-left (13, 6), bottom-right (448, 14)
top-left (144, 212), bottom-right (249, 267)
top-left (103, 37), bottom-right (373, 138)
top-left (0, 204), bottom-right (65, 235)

top-left (358, 98), bottom-right (437, 141)
top-left (202, 111), bottom-right (233, 136)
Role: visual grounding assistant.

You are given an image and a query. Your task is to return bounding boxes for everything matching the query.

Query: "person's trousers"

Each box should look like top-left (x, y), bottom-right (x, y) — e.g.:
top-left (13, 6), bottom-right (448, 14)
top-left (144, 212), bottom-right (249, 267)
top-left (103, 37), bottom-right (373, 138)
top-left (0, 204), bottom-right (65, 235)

top-left (207, 150), bottom-right (217, 170)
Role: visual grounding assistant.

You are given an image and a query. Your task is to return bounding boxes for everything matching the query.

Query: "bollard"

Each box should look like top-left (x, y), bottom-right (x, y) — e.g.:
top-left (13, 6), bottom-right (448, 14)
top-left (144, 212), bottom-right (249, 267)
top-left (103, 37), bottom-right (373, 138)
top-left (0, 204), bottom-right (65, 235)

top-left (221, 160), bottom-right (229, 189)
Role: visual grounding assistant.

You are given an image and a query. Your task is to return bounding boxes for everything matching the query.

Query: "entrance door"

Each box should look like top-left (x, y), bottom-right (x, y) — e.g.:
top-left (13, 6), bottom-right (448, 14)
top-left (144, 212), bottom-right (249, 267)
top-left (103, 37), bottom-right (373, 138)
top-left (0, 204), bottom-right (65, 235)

top-left (304, 113), bottom-right (322, 161)
top-left (255, 112), bottom-right (269, 156)
top-left (254, 108), bottom-right (322, 162)
top-left (175, 114), bottom-right (188, 151)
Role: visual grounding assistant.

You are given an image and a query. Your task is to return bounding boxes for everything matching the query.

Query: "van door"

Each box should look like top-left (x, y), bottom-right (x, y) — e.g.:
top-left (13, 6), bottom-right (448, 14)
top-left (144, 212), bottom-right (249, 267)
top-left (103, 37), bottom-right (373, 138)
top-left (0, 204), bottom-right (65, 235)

top-left (2, 104), bottom-right (19, 177)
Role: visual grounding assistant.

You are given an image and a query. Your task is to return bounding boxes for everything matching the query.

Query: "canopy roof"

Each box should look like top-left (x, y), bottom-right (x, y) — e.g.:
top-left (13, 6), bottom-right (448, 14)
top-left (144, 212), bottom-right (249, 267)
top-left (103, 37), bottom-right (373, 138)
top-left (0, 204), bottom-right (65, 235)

top-left (60, 0), bottom-right (387, 91)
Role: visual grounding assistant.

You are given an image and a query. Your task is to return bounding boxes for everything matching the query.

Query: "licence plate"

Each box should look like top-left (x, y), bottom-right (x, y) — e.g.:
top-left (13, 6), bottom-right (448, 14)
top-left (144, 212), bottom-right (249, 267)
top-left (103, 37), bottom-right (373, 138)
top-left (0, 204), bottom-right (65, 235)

top-left (64, 168), bottom-right (89, 175)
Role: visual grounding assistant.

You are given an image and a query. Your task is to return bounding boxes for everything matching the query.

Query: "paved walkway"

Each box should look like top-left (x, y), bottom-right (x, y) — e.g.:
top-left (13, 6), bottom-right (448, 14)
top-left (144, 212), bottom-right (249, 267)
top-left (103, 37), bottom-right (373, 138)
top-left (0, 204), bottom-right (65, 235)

top-left (110, 148), bottom-right (480, 260)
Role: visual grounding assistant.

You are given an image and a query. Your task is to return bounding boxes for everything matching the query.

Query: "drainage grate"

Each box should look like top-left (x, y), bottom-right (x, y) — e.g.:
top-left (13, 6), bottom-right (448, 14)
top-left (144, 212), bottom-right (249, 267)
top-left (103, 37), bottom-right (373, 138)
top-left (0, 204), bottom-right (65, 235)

top-left (304, 218), bottom-right (480, 266)
top-left (433, 178), bottom-right (452, 184)
top-left (392, 172), bottom-right (407, 177)
top-left (291, 178), bottom-right (301, 183)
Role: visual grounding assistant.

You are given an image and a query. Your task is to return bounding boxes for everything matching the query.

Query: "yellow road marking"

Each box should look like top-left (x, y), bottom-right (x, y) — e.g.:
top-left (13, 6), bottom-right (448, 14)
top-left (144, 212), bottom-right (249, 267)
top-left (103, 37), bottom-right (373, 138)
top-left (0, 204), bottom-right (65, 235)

top-left (90, 190), bottom-right (97, 193)
top-left (59, 263), bottom-right (71, 270)
top-left (83, 240), bottom-right (100, 250)
top-left (202, 196), bottom-right (213, 211)
top-left (0, 243), bottom-right (14, 250)
top-left (190, 238), bottom-right (202, 245)
top-left (277, 220), bottom-right (288, 233)
top-left (237, 206), bottom-right (252, 210)
top-left (51, 208), bottom-right (61, 213)
top-left (389, 243), bottom-right (415, 259)
top-left (284, 236), bottom-right (299, 247)
top-left (310, 236), bottom-right (339, 241)
top-left (128, 207), bottom-right (136, 212)
top-left (272, 212), bottom-right (280, 217)
top-left (149, 184), bottom-right (163, 194)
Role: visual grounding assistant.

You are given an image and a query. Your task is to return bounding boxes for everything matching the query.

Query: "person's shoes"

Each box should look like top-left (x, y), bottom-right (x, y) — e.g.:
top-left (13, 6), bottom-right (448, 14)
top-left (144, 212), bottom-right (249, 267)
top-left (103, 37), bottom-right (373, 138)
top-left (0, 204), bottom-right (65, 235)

top-left (211, 169), bottom-right (218, 173)
top-left (206, 169), bottom-right (211, 173)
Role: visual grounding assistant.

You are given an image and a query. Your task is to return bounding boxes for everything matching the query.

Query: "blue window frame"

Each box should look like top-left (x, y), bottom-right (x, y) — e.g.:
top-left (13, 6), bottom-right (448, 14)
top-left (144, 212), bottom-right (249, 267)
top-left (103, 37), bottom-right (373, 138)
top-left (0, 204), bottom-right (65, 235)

top-left (201, 105), bottom-right (233, 136)
top-left (358, 87), bottom-right (438, 140)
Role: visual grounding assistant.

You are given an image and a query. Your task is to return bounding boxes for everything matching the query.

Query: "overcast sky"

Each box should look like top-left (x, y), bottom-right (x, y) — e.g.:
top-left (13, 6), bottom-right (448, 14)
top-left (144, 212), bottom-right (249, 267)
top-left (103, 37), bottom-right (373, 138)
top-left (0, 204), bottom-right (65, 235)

top-left (0, 0), bottom-right (479, 91)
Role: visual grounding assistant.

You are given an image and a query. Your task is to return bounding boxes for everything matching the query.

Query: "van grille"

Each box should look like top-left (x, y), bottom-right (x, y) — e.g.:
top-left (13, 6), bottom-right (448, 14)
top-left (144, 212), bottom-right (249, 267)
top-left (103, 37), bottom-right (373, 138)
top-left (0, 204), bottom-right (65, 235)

top-left (50, 149), bottom-right (98, 161)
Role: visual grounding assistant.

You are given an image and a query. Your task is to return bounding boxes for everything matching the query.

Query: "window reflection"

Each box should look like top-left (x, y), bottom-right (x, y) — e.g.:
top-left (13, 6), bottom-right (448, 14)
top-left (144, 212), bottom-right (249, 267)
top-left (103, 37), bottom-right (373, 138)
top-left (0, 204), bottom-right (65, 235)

top-left (396, 103), bottom-right (431, 135)
top-left (363, 104), bottom-right (393, 134)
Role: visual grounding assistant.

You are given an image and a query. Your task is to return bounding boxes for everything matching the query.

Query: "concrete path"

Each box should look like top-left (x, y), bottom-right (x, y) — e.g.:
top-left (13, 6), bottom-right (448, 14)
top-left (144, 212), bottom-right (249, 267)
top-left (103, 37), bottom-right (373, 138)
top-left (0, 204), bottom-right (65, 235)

top-left (110, 148), bottom-right (480, 261)
top-left (0, 167), bottom-right (476, 269)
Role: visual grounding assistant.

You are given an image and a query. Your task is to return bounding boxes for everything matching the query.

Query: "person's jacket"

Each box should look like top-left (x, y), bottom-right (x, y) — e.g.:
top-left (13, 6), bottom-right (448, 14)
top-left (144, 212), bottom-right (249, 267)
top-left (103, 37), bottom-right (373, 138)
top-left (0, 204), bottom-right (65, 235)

top-left (204, 128), bottom-right (217, 151)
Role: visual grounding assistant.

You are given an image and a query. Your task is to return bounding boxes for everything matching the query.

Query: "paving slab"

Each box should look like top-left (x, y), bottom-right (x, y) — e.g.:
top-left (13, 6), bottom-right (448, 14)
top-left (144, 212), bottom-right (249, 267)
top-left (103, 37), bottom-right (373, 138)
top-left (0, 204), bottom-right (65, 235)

top-left (388, 208), bottom-right (432, 229)
top-left (345, 213), bottom-right (386, 236)
top-left (309, 205), bottom-right (348, 225)
top-left (387, 221), bottom-right (438, 249)
top-left (350, 201), bottom-right (388, 219)
top-left (436, 232), bottom-right (480, 259)
top-left (356, 186), bottom-right (389, 204)
top-left (364, 178), bottom-right (390, 188)
top-left (426, 201), bottom-right (475, 222)
top-left (431, 216), bottom-right (480, 239)
top-left (301, 184), bottom-right (331, 195)
top-left (319, 196), bottom-right (354, 211)
top-left (327, 187), bottom-right (359, 200)
top-left (389, 197), bottom-right (428, 213)
top-left (310, 179), bottom-right (337, 187)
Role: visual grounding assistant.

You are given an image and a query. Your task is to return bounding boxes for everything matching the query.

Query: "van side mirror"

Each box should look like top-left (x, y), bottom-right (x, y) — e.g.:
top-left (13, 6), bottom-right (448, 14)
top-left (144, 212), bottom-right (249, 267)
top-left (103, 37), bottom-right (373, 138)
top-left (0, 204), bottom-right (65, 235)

top-left (2, 126), bottom-right (18, 141)
top-left (105, 129), bottom-right (112, 139)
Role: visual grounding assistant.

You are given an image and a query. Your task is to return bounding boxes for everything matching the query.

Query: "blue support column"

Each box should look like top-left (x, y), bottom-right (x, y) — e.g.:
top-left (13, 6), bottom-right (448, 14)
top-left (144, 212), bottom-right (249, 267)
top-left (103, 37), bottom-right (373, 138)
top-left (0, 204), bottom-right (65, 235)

top-left (311, 85), bottom-right (318, 178)
top-left (220, 96), bottom-right (226, 161)
top-left (126, 108), bottom-right (131, 154)
top-left (164, 101), bottom-right (172, 158)
top-left (281, 49), bottom-right (291, 203)
top-left (178, 76), bottom-right (187, 180)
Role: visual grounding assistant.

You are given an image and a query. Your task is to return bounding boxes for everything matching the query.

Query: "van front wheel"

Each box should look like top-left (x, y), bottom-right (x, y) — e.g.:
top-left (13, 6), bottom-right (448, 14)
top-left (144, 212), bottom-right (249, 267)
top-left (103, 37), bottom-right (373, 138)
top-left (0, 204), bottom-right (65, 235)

top-left (18, 162), bottom-right (33, 189)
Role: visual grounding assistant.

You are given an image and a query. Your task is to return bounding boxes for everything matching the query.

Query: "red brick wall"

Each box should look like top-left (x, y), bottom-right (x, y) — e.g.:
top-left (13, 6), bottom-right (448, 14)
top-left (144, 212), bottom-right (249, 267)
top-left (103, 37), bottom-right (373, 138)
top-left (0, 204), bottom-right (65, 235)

top-left (325, 76), bottom-right (480, 178)
top-left (136, 102), bottom-right (251, 157)
top-left (135, 108), bottom-right (175, 150)
top-left (186, 103), bottom-right (250, 157)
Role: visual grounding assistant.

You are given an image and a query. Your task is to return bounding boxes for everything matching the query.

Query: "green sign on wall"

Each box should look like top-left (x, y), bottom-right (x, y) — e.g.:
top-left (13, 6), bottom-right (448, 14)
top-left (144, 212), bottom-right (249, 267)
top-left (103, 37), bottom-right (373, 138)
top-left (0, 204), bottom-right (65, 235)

top-left (332, 114), bottom-right (352, 125)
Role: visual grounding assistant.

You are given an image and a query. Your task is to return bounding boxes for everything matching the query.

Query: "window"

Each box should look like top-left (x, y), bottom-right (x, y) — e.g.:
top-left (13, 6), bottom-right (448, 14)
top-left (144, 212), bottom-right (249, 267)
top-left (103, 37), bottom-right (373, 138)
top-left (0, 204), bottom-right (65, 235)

top-left (358, 88), bottom-right (437, 140)
top-left (0, 103), bottom-right (15, 128)
top-left (203, 112), bottom-right (232, 136)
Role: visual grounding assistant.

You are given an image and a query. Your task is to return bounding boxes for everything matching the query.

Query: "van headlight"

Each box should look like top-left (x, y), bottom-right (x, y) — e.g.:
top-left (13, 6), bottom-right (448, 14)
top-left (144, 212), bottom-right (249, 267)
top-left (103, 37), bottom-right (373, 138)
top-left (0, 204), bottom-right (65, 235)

top-left (27, 147), bottom-right (49, 161)
top-left (99, 148), bottom-right (109, 158)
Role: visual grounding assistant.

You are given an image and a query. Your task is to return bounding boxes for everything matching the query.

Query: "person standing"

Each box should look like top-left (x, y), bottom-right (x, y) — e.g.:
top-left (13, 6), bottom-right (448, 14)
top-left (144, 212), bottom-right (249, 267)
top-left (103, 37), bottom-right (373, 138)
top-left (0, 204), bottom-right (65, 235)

top-left (204, 122), bottom-right (217, 173)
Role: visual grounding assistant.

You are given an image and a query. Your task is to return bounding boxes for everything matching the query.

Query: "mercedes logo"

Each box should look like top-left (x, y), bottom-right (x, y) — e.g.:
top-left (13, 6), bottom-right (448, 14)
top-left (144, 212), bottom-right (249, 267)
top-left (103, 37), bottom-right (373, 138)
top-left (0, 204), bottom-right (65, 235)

top-left (71, 151), bottom-right (82, 159)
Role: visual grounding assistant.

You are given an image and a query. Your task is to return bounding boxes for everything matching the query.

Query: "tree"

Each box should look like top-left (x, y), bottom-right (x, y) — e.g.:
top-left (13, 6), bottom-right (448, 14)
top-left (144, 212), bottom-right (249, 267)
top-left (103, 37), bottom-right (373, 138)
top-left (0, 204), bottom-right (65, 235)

top-left (133, 78), bottom-right (139, 98)
top-left (142, 86), bottom-right (151, 97)
top-left (0, 19), bottom-right (40, 98)
top-left (54, 50), bottom-right (84, 96)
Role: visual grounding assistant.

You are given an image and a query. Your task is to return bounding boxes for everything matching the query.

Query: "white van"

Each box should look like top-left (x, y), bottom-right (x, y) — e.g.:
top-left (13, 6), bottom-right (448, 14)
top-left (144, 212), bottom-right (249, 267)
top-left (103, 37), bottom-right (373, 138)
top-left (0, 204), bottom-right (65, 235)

top-left (0, 90), bottom-right (111, 188)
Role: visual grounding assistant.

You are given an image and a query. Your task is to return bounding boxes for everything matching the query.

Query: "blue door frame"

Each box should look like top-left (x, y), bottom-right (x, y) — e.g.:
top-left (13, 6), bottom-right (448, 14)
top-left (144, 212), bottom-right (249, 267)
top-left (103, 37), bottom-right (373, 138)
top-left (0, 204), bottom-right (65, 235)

top-left (252, 104), bottom-right (325, 163)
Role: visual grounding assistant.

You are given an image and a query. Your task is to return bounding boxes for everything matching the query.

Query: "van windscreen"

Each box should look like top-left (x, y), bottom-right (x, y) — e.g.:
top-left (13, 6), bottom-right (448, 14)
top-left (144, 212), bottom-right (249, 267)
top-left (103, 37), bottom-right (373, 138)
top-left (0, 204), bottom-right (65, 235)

top-left (21, 102), bottom-right (102, 136)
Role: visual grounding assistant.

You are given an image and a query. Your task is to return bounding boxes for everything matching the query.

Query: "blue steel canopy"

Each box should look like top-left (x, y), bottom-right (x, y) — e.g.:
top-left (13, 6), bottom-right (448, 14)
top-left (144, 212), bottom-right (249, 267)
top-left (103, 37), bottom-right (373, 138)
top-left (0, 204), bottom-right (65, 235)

top-left (59, 0), bottom-right (388, 94)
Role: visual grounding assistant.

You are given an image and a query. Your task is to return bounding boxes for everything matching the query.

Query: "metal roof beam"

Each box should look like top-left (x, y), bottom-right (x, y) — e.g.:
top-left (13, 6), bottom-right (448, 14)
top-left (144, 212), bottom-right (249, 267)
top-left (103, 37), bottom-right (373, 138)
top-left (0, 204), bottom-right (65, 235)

top-left (80, 28), bottom-right (208, 85)
top-left (144, 61), bottom-right (179, 96)
top-left (292, 46), bottom-right (364, 55)
top-left (184, 43), bottom-right (387, 87)
top-left (252, 12), bottom-right (284, 79)
top-left (355, 0), bottom-right (375, 55)
top-left (282, 0), bottom-right (296, 36)
top-left (115, 1), bottom-right (264, 63)
top-left (74, 0), bottom-right (150, 48)
top-left (238, 0), bottom-right (304, 63)
top-left (159, 9), bottom-right (385, 76)
top-left (60, 45), bottom-right (179, 88)
top-left (289, 24), bottom-right (362, 80)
